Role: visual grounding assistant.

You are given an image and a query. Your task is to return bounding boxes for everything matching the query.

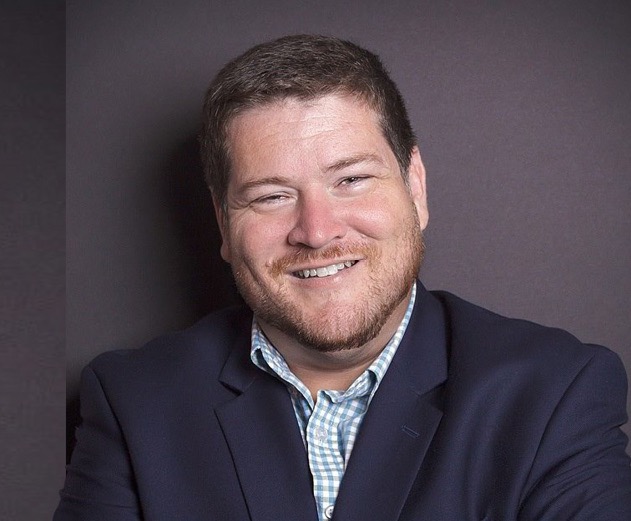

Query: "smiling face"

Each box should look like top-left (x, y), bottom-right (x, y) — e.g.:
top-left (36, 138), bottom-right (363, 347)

top-left (216, 94), bottom-right (429, 355)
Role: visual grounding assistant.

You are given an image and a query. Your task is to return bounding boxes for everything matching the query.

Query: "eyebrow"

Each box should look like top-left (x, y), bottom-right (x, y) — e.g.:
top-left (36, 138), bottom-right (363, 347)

top-left (235, 176), bottom-right (292, 195)
top-left (325, 153), bottom-right (386, 173)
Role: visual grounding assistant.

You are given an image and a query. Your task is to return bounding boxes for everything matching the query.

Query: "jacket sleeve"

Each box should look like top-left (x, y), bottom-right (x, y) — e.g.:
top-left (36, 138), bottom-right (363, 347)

top-left (519, 346), bottom-right (631, 520)
top-left (53, 365), bottom-right (142, 521)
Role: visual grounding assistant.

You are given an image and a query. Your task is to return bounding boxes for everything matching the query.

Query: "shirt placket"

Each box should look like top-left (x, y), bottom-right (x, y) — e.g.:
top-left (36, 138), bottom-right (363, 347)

top-left (306, 392), bottom-right (344, 521)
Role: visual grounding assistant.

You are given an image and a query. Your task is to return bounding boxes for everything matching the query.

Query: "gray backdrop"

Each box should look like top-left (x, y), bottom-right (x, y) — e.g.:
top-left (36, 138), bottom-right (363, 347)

top-left (1, 2), bottom-right (64, 521)
top-left (62, 0), bottom-right (631, 518)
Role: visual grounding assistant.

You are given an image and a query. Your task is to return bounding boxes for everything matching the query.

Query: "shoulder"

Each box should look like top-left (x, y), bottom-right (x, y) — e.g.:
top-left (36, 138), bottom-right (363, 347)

top-left (425, 292), bottom-right (631, 517)
top-left (430, 290), bottom-right (626, 395)
top-left (87, 305), bottom-right (253, 387)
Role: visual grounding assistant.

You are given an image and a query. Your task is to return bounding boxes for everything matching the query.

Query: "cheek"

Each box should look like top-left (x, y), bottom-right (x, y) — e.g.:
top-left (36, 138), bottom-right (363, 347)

top-left (228, 219), bottom-right (289, 266)
top-left (349, 203), bottom-right (406, 239)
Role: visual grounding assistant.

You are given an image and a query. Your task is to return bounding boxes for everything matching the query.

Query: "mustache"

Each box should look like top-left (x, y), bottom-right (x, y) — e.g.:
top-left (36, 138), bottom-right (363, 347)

top-left (270, 243), bottom-right (375, 276)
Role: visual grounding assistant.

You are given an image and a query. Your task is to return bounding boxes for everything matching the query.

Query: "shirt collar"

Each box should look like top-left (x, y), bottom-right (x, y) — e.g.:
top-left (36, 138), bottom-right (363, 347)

top-left (250, 282), bottom-right (417, 401)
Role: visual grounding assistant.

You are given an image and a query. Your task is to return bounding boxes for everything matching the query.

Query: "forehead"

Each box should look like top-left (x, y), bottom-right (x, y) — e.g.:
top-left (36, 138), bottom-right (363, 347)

top-left (225, 94), bottom-right (391, 176)
top-left (229, 94), bottom-right (380, 137)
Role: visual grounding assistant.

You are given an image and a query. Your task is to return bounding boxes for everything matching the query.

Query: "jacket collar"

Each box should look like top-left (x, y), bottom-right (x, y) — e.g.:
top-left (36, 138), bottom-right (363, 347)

top-left (332, 281), bottom-right (448, 521)
top-left (216, 313), bottom-right (319, 520)
top-left (216, 281), bottom-right (448, 521)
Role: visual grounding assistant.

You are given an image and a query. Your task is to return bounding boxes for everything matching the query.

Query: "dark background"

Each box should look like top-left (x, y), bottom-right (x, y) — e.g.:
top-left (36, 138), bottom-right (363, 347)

top-left (6, 1), bottom-right (631, 519)
top-left (1, 2), bottom-right (65, 520)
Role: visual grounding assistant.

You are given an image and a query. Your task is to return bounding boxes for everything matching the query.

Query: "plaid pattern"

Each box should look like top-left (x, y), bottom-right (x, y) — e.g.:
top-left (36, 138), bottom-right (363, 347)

top-left (250, 283), bottom-right (417, 520)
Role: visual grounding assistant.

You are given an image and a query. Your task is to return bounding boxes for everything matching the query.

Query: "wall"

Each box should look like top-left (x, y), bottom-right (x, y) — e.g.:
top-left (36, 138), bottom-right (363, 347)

top-left (64, 0), bottom-right (630, 507)
top-left (1, 2), bottom-right (65, 520)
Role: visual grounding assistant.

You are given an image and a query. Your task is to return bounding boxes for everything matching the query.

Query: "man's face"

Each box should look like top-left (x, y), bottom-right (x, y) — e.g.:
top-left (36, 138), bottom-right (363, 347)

top-left (216, 94), bottom-right (429, 353)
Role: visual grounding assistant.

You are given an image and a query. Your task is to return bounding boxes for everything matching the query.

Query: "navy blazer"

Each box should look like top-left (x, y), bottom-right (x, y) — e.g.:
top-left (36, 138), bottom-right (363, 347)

top-left (55, 285), bottom-right (631, 520)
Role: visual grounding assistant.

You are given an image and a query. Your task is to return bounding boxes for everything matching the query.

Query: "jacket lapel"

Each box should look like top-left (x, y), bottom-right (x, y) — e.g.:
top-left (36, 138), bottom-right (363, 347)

top-left (332, 284), bottom-right (448, 521)
top-left (215, 333), bottom-right (319, 521)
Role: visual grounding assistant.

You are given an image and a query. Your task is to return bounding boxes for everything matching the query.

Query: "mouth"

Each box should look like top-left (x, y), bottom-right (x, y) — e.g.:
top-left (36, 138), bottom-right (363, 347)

top-left (293, 260), bottom-right (358, 279)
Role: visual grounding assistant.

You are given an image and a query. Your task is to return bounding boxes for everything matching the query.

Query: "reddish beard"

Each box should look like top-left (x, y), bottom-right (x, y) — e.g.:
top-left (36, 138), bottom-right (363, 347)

top-left (231, 218), bottom-right (424, 353)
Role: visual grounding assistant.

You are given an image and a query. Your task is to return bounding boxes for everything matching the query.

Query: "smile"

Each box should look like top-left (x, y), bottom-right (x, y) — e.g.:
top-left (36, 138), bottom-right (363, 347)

top-left (293, 260), bottom-right (358, 279)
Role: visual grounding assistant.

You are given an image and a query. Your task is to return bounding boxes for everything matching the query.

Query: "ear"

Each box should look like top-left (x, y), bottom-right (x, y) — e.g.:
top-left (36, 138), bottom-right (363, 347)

top-left (407, 146), bottom-right (429, 231)
top-left (212, 194), bottom-right (232, 264)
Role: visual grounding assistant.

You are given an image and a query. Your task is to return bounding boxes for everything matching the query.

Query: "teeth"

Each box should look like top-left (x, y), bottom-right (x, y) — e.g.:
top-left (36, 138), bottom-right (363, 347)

top-left (295, 260), bottom-right (357, 279)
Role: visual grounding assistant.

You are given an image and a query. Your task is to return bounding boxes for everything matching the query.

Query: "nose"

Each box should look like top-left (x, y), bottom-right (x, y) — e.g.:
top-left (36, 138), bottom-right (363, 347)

top-left (287, 192), bottom-right (347, 249)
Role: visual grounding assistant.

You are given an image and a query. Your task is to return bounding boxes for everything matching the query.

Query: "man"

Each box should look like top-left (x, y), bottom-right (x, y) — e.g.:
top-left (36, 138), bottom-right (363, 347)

top-left (55, 35), bottom-right (631, 520)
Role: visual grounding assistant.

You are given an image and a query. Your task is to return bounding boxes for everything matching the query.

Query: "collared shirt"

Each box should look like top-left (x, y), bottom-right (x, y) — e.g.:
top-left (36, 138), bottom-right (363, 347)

top-left (250, 283), bottom-right (416, 521)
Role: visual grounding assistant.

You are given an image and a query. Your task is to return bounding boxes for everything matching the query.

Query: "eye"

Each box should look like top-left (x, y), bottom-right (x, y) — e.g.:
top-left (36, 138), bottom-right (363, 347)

top-left (249, 192), bottom-right (291, 209)
top-left (339, 175), bottom-right (369, 186)
top-left (256, 194), bottom-right (286, 203)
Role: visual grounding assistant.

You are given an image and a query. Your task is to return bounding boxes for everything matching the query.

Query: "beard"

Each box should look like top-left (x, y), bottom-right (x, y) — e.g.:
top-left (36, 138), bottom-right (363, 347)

top-left (231, 210), bottom-right (424, 353)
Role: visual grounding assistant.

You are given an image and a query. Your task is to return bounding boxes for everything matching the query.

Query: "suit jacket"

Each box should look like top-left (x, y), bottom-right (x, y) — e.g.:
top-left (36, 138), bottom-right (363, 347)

top-left (55, 284), bottom-right (631, 520)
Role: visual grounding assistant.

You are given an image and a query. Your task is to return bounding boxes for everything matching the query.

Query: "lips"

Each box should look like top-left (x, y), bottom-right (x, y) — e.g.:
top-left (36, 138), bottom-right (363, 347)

top-left (293, 260), bottom-right (358, 279)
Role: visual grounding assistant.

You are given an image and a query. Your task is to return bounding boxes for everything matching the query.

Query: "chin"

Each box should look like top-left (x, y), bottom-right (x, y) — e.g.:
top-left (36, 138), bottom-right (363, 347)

top-left (263, 287), bottom-right (409, 353)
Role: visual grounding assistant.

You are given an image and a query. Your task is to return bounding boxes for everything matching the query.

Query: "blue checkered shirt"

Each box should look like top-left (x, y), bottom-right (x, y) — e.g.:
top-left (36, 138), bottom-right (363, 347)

top-left (250, 283), bottom-right (416, 521)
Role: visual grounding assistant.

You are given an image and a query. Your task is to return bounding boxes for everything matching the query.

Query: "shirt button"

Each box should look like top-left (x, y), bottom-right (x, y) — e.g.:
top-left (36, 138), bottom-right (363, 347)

top-left (324, 504), bottom-right (334, 519)
top-left (314, 427), bottom-right (328, 441)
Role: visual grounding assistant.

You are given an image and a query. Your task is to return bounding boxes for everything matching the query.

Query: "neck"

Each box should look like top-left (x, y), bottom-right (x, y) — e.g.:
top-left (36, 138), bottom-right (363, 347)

top-left (276, 349), bottom-right (379, 402)
top-left (258, 289), bottom-right (411, 400)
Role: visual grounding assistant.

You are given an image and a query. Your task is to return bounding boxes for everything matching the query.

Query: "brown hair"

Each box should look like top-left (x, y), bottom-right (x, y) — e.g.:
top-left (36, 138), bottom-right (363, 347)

top-left (200, 34), bottom-right (416, 209)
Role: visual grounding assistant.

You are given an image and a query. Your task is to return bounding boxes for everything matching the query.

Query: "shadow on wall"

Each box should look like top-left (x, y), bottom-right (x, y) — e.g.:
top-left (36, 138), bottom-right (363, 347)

top-left (66, 131), bottom-right (242, 461)
top-left (166, 132), bottom-right (241, 317)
